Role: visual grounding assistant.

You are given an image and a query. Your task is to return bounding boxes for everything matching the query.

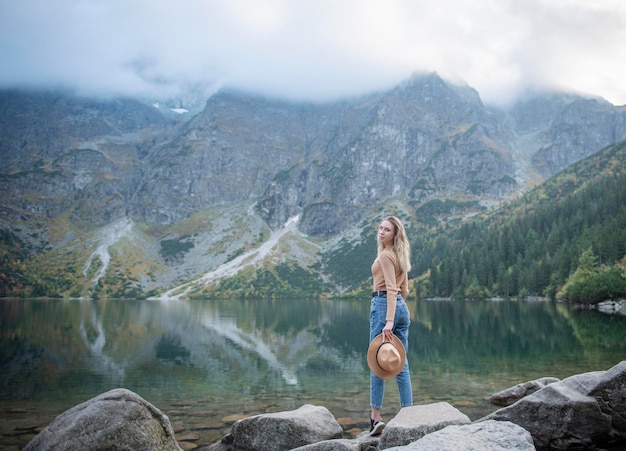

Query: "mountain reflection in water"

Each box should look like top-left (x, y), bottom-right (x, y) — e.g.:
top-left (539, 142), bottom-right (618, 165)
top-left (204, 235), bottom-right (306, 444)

top-left (1, 298), bottom-right (624, 448)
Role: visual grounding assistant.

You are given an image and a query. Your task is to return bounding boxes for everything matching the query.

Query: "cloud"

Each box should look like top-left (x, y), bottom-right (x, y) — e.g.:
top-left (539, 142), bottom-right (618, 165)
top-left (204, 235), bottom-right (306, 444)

top-left (1, 0), bottom-right (625, 106)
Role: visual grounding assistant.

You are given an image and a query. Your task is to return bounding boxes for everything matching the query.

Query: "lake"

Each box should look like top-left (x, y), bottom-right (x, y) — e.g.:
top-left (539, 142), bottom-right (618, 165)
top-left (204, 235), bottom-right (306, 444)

top-left (1, 297), bottom-right (625, 449)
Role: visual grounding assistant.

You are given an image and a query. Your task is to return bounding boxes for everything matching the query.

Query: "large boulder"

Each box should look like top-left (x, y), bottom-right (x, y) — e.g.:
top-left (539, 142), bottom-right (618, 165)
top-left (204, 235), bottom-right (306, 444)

top-left (378, 402), bottom-right (471, 449)
top-left (23, 388), bottom-right (182, 450)
top-left (489, 377), bottom-right (560, 406)
top-left (208, 404), bottom-right (343, 451)
top-left (482, 360), bottom-right (626, 450)
top-left (386, 420), bottom-right (535, 450)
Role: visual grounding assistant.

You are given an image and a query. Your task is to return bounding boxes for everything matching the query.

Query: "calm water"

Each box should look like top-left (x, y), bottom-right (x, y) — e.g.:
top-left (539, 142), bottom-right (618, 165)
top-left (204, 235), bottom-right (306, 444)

top-left (1, 297), bottom-right (625, 449)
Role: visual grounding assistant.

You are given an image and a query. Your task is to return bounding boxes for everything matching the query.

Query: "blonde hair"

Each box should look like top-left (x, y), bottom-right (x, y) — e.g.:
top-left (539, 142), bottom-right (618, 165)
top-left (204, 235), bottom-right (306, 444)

top-left (377, 216), bottom-right (412, 274)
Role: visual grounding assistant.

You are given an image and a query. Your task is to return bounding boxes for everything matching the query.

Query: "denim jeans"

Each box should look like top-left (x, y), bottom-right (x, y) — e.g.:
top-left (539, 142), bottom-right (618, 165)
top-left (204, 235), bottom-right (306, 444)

top-left (369, 294), bottom-right (413, 409)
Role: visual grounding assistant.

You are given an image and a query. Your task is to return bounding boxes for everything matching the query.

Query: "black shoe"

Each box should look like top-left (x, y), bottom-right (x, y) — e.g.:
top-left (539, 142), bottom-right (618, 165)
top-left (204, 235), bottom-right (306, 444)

top-left (369, 418), bottom-right (385, 436)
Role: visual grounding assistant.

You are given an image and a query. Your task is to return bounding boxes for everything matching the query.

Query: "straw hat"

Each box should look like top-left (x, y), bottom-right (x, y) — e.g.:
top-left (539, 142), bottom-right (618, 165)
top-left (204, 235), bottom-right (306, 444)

top-left (367, 333), bottom-right (406, 379)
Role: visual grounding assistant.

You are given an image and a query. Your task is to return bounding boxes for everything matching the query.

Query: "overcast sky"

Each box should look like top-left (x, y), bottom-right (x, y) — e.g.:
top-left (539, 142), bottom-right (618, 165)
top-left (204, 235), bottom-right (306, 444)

top-left (1, 0), bottom-right (625, 106)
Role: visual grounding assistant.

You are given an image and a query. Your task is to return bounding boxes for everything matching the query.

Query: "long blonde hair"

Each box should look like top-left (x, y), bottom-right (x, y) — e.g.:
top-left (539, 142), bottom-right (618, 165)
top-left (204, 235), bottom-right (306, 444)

top-left (377, 216), bottom-right (412, 274)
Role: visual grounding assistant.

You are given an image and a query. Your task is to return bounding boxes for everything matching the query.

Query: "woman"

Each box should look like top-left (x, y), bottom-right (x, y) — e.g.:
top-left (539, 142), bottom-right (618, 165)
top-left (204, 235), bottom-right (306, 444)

top-left (368, 216), bottom-right (413, 435)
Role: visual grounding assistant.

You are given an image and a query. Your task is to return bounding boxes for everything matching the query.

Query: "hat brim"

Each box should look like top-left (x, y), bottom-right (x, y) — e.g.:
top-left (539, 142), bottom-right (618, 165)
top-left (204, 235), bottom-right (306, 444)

top-left (367, 333), bottom-right (406, 379)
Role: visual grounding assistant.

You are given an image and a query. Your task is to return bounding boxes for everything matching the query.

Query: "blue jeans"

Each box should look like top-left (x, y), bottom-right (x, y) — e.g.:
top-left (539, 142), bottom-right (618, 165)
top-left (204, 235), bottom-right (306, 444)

top-left (370, 295), bottom-right (413, 409)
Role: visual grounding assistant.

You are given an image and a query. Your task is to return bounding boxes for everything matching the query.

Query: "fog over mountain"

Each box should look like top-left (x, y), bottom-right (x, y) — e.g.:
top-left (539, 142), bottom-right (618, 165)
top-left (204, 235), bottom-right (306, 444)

top-left (1, 0), bottom-right (626, 107)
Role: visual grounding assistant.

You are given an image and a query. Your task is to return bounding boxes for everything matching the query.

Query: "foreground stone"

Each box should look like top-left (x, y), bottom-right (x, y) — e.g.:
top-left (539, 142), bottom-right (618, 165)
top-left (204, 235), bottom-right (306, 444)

top-left (489, 376), bottom-right (560, 406)
top-left (24, 388), bottom-right (182, 451)
top-left (386, 420), bottom-right (535, 450)
top-left (205, 404), bottom-right (342, 451)
top-left (378, 402), bottom-right (470, 449)
top-left (291, 436), bottom-right (378, 450)
top-left (482, 360), bottom-right (626, 450)
top-left (22, 361), bottom-right (626, 450)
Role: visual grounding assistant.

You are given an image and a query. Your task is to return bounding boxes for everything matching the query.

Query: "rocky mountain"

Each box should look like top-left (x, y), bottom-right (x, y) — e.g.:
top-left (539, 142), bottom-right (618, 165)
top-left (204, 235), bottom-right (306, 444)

top-left (1, 73), bottom-right (626, 298)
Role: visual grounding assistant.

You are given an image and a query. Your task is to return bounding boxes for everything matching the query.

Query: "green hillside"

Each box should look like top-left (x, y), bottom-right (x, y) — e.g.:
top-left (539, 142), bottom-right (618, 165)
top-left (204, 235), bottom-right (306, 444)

top-left (3, 139), bottom-right (626, 302)
top-left (411, 139), bottom-right (626, 302)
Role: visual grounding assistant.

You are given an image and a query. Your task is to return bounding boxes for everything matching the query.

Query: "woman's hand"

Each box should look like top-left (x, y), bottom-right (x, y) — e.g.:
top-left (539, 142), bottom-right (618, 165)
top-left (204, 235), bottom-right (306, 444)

top-left (382, 320), bottom-right (394, 341)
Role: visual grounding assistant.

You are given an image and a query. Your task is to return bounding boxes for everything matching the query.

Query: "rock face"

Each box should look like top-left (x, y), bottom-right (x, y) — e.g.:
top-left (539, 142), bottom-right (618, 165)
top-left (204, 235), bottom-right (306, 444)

top-left (378, 402), bottom-right (470, 449)
top-left (529, 97), bottom-right (626, 176)
top-left (0, 90), bottom-right (174, 229)
top-left (208, 404), bottom-right (343, 451)
top-left (489, 376), bottom-right (560, 406)
top-left (23, 388), bottom-right (182, 451)
top-left (482, 360), bottom-right (626, 450)
top-left (391, 420), bottom-right (535, 451)
top-left (3, 75), bottom-right (626, 237)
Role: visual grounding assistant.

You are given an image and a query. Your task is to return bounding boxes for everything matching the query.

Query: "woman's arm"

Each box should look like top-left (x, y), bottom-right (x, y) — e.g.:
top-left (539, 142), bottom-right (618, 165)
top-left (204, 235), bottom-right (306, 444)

top-left (380, 252), bottom-right (398, 322)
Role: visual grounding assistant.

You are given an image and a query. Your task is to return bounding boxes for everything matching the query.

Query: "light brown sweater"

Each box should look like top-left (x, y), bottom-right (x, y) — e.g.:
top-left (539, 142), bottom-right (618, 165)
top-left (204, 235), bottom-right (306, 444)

top-left (371, 249), bottom-right (409, 321)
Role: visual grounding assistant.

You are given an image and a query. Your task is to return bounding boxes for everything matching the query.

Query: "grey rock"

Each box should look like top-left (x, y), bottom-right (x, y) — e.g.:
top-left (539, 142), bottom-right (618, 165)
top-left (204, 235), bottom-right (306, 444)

top-left (290, 439), bottom-right (357, 450)
top-left (290, 438), bottom-right (362, 450)
top-left (489, 376), bottom-right (560, 406)
top-left (482, 360), bottom-right (626, 450)
top-left (597, 300), bottom-right (626, 315)
top-left (291, 432), bottom-right (380, 451)
top-left (23, 388), bottom-right (182, 451)
top-left (530, 97), bottom-right (626, 176)
top-left (208, 404), bottom-right (343, 451)
top-left (378, 402), bottom-right (471, 449)
top-left (386, 420), bottom-right (535, 450)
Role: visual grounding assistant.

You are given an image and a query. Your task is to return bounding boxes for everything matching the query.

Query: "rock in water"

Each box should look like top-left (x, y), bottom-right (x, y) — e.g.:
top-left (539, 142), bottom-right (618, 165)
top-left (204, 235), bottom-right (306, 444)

top-left (211, 404), bottom-right (343, 451)
top-left (482, 360), bottom-right (626, 450)
top-left (23, 388), bottom-right (182, 451)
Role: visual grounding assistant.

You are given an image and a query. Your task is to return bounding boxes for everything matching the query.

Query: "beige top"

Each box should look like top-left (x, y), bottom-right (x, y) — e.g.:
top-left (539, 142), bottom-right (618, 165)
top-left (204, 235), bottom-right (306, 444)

top-left (371, 249), bottom-right (409, 321)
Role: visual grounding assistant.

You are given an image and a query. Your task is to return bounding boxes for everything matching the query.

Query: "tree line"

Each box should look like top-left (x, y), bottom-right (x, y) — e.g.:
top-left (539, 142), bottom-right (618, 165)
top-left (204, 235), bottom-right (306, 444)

top-left (411, 140), bottom-right (626, 303)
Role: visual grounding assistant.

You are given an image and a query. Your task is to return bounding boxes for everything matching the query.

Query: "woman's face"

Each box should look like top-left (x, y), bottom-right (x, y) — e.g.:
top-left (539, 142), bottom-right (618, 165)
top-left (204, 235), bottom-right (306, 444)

top-left (378, 220), bottom-right (396, 248)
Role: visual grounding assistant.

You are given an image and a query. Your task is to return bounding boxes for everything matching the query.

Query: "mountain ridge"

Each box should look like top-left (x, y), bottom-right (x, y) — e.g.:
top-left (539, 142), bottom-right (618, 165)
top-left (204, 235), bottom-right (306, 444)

top-left (2, 72), bottom-right (626, 298)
